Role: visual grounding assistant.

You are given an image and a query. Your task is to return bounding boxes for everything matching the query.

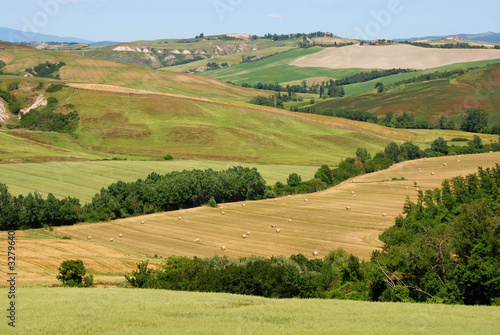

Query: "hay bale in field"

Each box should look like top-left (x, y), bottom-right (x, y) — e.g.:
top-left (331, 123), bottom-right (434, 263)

top-left (353, 194), bottom-right (357, 198)
top-left (221, 246), bottom-right (226, 251)
top-left (271, 224), bottom-right (276, 228)
top-left (416, 188), bottom-right (420, 191)
top-left (288, 195), bottom-right (291, 198)
top-left (451, 156), bottom-right (455, 159)
top-left (119, 233), bottom-right (123, 238)
top-left (219, 206), bottom-right (223, 210)
top-left (458, 160), bottom-right (461, 162)
top-left (246, 231), bottom-right (251, 235)
top-left (346, 206), bottom-right (351, 210)
top-left (87, 236), bottom-right (92, 240)
top-left (288, 219), bottom-right (292, 223)
top-left (352, 180), bottom-right (356, 183)
top-left (312, 251), bottom-right (319, 256)
top-left (140, 220), bottom-right (145, 224)
top-left (431, 172), bottom-right (435, 175)
top-left (282, 203), bottom-right (286, 206)
top-left (351, 191), bottom-right (355, 194)
top-left (304, 198), bottom-right (308, 202)
top-left (195, 238), bottom-right (200, 243)
top-left (109, 238), bottom-right (114, 242)
top-left (178, 216), bottom-right (182, 220)
top-left (241, 203), bottom-right (246, 207)
top-left (443, 163), bottom-right (447, 167)
top-left (276, 229), bottom-right (281, 233)
top-left (242, 234), bottom-right (247, 239)
top-left (221, 211), bottom-right (226, 215)
top-left (490, 151), bottom-right (493, 153)
top-left (274, 198), bottom-right (277, 202)
top-left (405, 186), bottom-right (408, 189)
top-left (382, 213), bottom-right (387, 217)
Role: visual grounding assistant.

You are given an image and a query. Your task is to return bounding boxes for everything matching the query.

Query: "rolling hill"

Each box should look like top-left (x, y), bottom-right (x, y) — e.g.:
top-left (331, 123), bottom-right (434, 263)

top-left (311, 62), bottom-right (500, 125)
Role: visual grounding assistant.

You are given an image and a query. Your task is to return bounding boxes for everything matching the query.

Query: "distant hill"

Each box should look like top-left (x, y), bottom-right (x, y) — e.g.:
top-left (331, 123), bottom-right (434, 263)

top-left (89, 41), bottom-right (120, 47)
top-left (0, 27), bottom-right (93, 44)
top-left (397, 32), bottom-right (500, 44)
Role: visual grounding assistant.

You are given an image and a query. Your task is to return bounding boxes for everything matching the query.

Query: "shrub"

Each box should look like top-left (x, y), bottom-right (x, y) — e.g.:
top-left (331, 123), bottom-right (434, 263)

top-left (206, 196), bottom-right (217, 208)
top-left (56, 260), bottom-right (94, 287)
top-left (45, 84), bottom-right (63, 92)
top-left (163, 154), bottom-right (174, 160)
top-left (287, 173), bottom-right (302, 187)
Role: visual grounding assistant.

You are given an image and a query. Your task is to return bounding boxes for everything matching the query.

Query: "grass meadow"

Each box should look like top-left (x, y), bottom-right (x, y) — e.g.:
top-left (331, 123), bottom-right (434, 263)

top-left (0, 287), bottom-right (498, 335)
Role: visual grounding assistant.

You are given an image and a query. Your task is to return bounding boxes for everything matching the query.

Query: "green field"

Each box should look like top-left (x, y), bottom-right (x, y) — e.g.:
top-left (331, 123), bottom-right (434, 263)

top-left (1, 287), bottom-right (498, 335)
top-left (0, 160), bottom-right (319, 203)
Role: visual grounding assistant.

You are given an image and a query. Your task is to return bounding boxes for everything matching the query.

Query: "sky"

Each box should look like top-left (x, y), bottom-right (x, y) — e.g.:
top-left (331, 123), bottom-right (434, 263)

top-left (1, 0), bottom-right (499, 42)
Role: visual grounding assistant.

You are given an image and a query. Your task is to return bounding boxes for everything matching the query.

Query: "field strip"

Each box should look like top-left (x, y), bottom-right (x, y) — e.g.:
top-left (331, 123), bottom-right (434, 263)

top-left (2, 152), bottom-right (498, 283)
top-left (290, 44), bottom-right (500, 70)
top-left (66, 83), bottom-right (213, 102)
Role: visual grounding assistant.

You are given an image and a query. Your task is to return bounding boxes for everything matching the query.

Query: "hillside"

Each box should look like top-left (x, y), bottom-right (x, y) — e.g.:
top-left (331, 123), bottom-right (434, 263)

top-left (0, 41), bottom-right (261, 101)
top-left (311, 62), bottom-right (500, 125)
top-left (78, 34), bottom-right (300, 69)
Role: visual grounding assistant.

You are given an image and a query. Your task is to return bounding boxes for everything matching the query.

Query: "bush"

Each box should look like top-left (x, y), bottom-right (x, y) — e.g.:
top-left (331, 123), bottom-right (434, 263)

top-left (45, 84), bottom-right (63, 92)
top-left (206, 196), bottom-right (217, 208)
top-left (287, 173), bottom-right (302, 187)
top-left (163, 154), bottom-right (174, 160)
top-left (56, 260), bottom-right (94, 287)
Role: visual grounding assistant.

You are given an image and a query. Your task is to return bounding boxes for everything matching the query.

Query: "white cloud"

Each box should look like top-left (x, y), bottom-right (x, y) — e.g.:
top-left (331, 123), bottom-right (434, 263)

top-left (268, 14), bottom-right (285, 19)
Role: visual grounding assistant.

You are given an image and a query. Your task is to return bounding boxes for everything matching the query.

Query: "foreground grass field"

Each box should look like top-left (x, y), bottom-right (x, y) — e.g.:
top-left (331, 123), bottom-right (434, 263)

top-left (3, 153), bottom-right (498, 284)
top-left (1, 287), bottom-right (498, 334)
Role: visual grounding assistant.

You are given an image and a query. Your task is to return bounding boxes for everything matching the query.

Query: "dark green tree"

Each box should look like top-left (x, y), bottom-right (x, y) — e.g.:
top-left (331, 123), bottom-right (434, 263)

top-left (468, 135), bottom-right (484, 149)
top-left (57, 260), bottom-right (94, 287)
top-left (375, 82), bottom-right (384, 93)
top-left (287, 173), bottom-right (302, 187)
top-left (431, 137), bottom-right (449, 155)
top-left (460, 109), bottom-right (488, 133)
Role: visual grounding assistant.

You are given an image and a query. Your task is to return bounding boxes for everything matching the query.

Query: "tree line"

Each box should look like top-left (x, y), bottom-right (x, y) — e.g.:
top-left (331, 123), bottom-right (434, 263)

top-left (25, 61), bottom-right (65, 79)
top-left (124, 164), bottom-right (500, 305)
top-left (0, 167), bottom-right (267, 230)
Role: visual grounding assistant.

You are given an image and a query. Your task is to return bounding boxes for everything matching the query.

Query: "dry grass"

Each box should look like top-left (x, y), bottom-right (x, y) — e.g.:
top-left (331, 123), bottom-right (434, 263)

top-left (3, 153), bottom-right (497, 283)
top-left (290, 44), bottom-right (500, 70)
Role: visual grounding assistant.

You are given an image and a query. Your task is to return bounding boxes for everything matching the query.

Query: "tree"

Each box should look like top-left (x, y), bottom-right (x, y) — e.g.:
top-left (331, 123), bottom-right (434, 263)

top-left (355, 148), bottom-right (372, 163)
top-left (431, 137), bottom-right (449, 155)
top-left (375, 82), bottom-right (384, 93)
top-left (287, 173), bottom-right (302, 187)
top-left (57, 260), bottom-right (94, 287)
top-left (460, 109), bottom-right (488, 133)
top-left (468, 135), bottom-right (484, 149)
top-left (400, 142), bottom-right (422, 160)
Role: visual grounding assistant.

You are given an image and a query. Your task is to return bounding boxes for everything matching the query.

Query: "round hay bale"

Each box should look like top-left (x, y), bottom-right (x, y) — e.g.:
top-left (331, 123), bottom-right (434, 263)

top-left (221, 246), bottom-right (226, 251)
top-left (276, 228), bottom-right (281, 233)
top-left (346, 206), bottom-right (351, 210)
top-left (87, 236), bottom-right (92, 240)
top-left (458, 160), bottom-right (461, 162)
top-left (140, 220), bottom-right (145, 224)
top-left (451, 156), bottom-right (455, 159)
top-left (416, 188), bottom-right (420, 191)
top-left (351, 191), bottom-right (355, 194)
top-left (246, 231), bottom-right (251, 235)
top-left (460, 155), bottom-right (463, 157)
top-left (490, 151), bottom-right (493, 153)
top-left (288, 219), bottom-right (292, 223)
top-left (221, 211), bottom-right (225, 215)
top-left (443, 163), bottom-right (447, 167)
top-left (431, 172), bottom-right (435, 175)
top-left (382, 213), bottom-right (387, 217)
top-left (304, 198), bottom-right (308, 202)
top-left (274, 198), bottom-right (277, 202)
top-left (242, 234), bottom-right (247, 239)
top-left (241, 203), bottom-right (246, 207)
top-left (195, 238), bottom-right (201, 243)
top-left (288, 195), bottom-right (291, 198)
top-left (178, 216), bottom-right (182, 220)
top-left (271, 224), bottom-right (276, 228)
top-left (405, 186), bottom-right (408, 189)
top-left (352, 180), bottom-right (356, 183)
top-left (282, 203), bottom-right (286, 206)
top-left (353, 194), bottom-right (357, 198)
top-left (219, 206), bottom-right (224, 210)
top-left (109, 238), bottom-right (114, 242)
top-left (312, 251), bottom-right (319, 256)
top-left (119, 233), bottom-right (123, 238)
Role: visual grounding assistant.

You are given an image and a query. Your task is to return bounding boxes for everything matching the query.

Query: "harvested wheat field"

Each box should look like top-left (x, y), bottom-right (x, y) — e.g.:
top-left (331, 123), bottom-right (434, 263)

top-left (290, 44), bottom-right (500, 70)
top-left (2, 152), bottom-right (498, 283)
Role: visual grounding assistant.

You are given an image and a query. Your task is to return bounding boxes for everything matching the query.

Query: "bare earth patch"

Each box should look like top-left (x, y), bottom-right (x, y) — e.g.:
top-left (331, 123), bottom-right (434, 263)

top-left (290, 44), bottom-right (500, 69)
top-left (0, 99), bottom-right (10, 123)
